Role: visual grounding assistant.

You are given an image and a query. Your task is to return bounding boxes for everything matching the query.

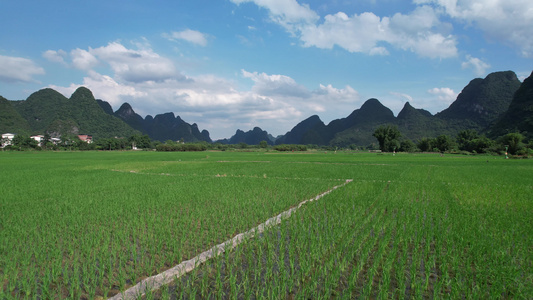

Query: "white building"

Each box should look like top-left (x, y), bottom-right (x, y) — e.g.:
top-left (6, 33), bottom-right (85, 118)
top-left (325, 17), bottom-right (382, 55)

top-left (31, 135), bottom-right (45, 147)
top-left (1, 133), bottom-right (15, 148)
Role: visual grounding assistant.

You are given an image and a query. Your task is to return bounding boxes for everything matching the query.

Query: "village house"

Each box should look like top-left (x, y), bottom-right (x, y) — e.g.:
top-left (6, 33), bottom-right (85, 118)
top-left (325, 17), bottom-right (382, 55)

top-left (30, 135), bottom-right (45, 147)
top-left (1, 133), bottom-right (62, 148)
top-left (78, 135), bottom-right (93, 143)
top-left (1, 133), bottom-right (15, 148)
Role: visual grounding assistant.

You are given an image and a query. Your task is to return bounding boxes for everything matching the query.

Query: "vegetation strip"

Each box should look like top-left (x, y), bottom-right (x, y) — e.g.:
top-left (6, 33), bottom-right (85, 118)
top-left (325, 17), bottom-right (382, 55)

top-left (109, 169), bottom-right (348, 182)
top-left (108, 179), bottom-right (353, 300)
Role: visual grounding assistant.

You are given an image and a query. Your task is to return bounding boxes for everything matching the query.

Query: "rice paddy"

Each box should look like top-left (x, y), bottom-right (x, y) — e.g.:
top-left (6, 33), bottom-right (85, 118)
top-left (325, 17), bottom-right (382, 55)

top-left (1, 151), bottom-right (531, 299)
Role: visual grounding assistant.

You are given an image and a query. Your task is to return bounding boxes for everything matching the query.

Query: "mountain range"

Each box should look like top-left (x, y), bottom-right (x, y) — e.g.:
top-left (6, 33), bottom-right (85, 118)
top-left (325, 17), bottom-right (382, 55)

top-left (1, 70), bottom-right (531, 146)
top-left (275, 70), bottom-right (529, 147)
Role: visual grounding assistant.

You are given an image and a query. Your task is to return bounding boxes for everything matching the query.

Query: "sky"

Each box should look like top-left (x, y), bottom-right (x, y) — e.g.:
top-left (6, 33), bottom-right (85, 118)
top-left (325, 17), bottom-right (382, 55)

top-left (1, 0), bottom-right (532, 140)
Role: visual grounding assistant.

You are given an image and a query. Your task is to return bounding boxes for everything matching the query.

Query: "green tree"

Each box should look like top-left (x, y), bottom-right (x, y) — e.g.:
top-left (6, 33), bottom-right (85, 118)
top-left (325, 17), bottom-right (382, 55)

top-left (457, 129), bottom-right (479, 151)
top-left (433, 135), bottom-right (455, 152)
top-left (372, 125), bottom-right (401, 152)
top-left (259, 140), bottom-right (268, 148)
top-left (96, 137), bottom-right (128, 151)
top-left (129, 134), bottom-right (152, 149)
top-left (41, 133), bottom-right (52, 150)
top-left (417, 138), bottom-right (433, 152)
top-left (499, 132), bottom-right (524, 155)
top-left (385, 139), bottom-right (400, 152)
top-left (12, 134), bottom-right (38, 150)
top-left (399, 139), bottom-right (416, 152)
top-left (469, 136), bottom-right (494, 153)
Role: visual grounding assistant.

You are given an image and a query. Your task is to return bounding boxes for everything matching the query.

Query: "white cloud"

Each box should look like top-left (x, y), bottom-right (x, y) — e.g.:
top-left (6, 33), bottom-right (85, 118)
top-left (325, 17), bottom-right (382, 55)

top-left (369, 47), bottom-right (389, 56)
top-left (49, 70), bottom-right (147, 106)
top-left (42, 49), bottom-right (67, 65)
top-left (49, 42), bottom-right (180, 83)
top-left (315, 84), bottom-right (359, 102)
top-left (231, 0), bottom-right (319, 32)
top-left (90, 42), bottom-right (179, 82)
top-left (416, 0), bottom-right (533, 57)
top-left (242, 69), bottom-right (310, 97)
top-left (0, 55), bottom-right (45, 83)
top-left (427, 87), bottom-right (457, 104)
top-left (70, 48), bottom-right (99, 71)
top-left (47, 40), bottom-right (365, 139)
top-left (163, 29), bottom-right (208, 46)
top-left (461, 55), bottom-right (490, 76)
top-left (232, 1), bottom-right (458, 58)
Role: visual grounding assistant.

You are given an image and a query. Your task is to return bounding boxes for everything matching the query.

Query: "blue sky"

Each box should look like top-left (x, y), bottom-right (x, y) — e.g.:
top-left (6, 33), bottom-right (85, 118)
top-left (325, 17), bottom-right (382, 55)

top-left (1, 0), bottom-right (532, 139)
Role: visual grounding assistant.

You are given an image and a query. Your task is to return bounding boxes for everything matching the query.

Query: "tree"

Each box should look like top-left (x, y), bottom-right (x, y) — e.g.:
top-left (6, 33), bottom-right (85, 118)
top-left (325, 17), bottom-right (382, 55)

top-left (373, 125), bottom-right (401, 152)
top-left (469, 136), bottom-right (494, 153)
top-left (417, 138), bottom-right (433, 152)
top-left (96, 137), bottom-right (128, 151)
top-left (41, 133), bottom-right (52, 150)
top-left (128, 134), bottom-right (152, 149)
top-left (433, 135), bottom-right (455, 152)
top-left (499, 132), bottom-right (524, 155)
top-left (457, 129), bottom-right (479, 151)
top-left (399, 139), bottom-right (416, 152)
top-left (12, 134), bottom-right (38, 150)
top-left (259, 140), bottom-right (268, 148)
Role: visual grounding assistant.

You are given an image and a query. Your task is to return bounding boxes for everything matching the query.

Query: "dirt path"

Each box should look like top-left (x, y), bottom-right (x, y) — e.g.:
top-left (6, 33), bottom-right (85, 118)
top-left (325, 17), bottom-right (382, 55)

top-left (108, 179), bottom-right (353, 300)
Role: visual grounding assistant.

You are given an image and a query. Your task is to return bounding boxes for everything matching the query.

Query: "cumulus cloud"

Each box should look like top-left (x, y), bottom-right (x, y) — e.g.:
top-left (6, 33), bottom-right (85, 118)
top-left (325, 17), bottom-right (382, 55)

top-left (298, 7), bottom-right (457, 58)
top-left (242, 69), bottom-right (360, 109)
top-left (42, 49), bottom-right (67, 65)
top-left (70, 48), bottom-right (99, 71)
top-left (0, 55), bottom-right (45, 83)
top-left (232, 1), bottom-right (458, 58)
top-left (49, 70), bottom-right (147, 106)
top-left (231, 0), bottom-right (319, 32)
top-left (427, 87), bottom-right (457, 104)
top-left (90, 42), bottom-right (179, 82)
top-left (49, 60), bottom-right (361, 138)
top-left (47, 42), bottom-right (181, 83)
top-left (162, 29), bottom-right (209, 46)
top-left (315, 84), bottom-right (359, 102)
top-left (242, 69), bottom-right (310, 97)
top-left (46, 39), bottom-right (363, 139)
top-left (416, 0), bottom-right (533, 57)
top-left (461, 55), bottom-right (490, 76)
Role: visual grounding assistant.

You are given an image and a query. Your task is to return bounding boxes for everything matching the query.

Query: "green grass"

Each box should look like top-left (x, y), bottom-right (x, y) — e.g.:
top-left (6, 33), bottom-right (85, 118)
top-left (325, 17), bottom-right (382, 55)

top-left (1, 151), bottom-right (532, 299)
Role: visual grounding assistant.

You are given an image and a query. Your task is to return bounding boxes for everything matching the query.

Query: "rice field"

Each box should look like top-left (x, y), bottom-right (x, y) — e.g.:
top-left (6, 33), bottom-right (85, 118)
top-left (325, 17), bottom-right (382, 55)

top-left (0, 151), bottom-right (531, 299)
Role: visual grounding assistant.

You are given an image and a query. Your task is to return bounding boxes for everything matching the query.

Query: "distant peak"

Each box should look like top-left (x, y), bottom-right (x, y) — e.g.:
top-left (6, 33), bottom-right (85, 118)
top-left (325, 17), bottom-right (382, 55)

top-left (360, 98), bottom-right (388, 111)
top-left (360, 98), bottom-right (383, 108)
top-left (115, 102), bottom-right (136, 117)
top-left (485, 70), bottom-right (518, 81)
top-left (70, 86), bottom-right (95, 101)
top-left (118, 102), bottom-right (133, 110)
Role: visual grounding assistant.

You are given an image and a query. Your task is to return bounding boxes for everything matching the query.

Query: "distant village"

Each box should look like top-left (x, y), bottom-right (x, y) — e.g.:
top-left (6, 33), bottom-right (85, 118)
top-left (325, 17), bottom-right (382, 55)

top-left (0, 133), bottom-right (93, 148)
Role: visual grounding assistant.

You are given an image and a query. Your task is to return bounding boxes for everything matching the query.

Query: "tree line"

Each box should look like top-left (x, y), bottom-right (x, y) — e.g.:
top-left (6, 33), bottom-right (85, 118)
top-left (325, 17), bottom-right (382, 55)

top-left (372, 125), bottom-right (531, 156)
top-left (2, 128), bottom-right (531, 157)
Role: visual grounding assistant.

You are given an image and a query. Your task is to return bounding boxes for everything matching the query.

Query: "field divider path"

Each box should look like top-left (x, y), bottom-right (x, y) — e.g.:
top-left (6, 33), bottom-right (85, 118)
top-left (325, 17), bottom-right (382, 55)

top-left (108, 179), bottom-right (353, 300)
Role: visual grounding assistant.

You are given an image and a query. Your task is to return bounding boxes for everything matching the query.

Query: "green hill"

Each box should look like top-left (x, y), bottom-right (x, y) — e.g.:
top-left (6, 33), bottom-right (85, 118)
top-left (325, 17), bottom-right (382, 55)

top-left (490, 71), bottom-right (533, 138)
top-left (12, 88), bottom-right (70, 134)
top-left (67, 87), bottom-right (140, 139)
top-left (435, 71), bottom-right (520, 132)
top-left (7, 87), bottom-right (140, 139)
top-left (0, 96), bottom-right (31, 134)
top-left (219, 127), bottom-right (273, 145)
